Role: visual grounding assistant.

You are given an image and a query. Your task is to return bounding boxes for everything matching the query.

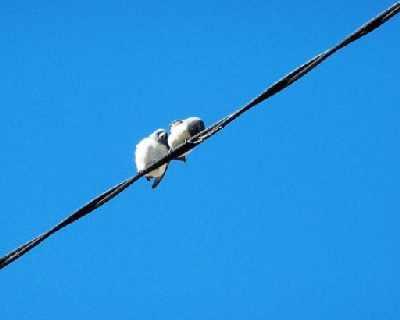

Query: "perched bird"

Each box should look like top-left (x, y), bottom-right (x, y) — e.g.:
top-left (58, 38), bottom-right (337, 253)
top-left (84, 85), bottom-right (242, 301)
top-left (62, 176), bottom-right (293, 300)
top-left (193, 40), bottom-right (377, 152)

top-left (168, 116), bottom-right (205, 162)
top-left (135, 128), bottom-right (170, 189)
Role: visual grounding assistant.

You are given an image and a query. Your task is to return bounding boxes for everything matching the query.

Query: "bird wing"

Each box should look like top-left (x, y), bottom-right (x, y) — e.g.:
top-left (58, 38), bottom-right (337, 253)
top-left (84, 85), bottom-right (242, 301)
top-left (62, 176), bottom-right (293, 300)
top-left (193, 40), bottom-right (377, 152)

top-left (187, 119), bottom-right (205, 137)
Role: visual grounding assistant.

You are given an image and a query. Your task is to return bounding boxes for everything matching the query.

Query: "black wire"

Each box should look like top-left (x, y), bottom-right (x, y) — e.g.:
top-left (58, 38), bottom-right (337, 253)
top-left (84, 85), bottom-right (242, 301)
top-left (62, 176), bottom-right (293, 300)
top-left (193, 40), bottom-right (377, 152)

top-left (1, 2), bottom-right (399, 271)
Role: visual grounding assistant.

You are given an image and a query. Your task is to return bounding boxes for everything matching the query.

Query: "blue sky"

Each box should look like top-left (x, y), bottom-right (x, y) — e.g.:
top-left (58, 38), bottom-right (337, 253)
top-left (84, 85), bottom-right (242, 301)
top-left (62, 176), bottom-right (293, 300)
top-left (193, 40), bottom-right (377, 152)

top-left (1, 1), bottom-right (399, 319)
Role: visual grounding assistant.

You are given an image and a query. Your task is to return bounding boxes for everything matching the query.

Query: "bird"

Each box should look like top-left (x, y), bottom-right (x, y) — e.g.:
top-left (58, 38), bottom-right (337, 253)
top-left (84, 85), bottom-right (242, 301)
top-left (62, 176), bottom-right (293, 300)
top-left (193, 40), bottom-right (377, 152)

top-left (135, 128), bottom-right (170, 189)
top-left (168, 116), bottom-right (205, 162)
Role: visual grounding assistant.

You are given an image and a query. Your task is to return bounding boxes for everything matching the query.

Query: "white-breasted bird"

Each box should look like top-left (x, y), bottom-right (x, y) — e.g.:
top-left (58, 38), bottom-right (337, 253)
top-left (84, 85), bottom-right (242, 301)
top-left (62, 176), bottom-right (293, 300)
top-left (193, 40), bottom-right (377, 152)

top-left (168, 116), bottom-right (205, 162)
top-left (135, 128), bottom-right (170, 189)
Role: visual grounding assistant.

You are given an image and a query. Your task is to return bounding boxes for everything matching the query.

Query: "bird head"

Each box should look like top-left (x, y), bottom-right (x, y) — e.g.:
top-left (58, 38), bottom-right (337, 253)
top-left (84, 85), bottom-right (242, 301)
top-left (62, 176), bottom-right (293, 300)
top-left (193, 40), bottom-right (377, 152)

top-left (152, 129), bottom-right (168, 147)
top-left (169, 120), bottom-right (183, 131)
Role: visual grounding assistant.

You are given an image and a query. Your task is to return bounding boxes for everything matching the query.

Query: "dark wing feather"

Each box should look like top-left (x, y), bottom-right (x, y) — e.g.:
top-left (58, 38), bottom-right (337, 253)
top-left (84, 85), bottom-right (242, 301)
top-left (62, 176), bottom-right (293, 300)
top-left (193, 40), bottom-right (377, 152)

top-left (188, 119), bottom-right (205, 137)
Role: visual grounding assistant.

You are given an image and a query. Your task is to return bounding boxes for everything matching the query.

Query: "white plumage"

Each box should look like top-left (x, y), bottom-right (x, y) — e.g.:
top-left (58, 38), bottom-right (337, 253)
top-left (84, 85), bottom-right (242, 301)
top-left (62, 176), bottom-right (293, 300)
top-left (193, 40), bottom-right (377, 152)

top-left (135, 128), bottom-right (169, 188)
top-left (168, 117), bottom-right (205, 161)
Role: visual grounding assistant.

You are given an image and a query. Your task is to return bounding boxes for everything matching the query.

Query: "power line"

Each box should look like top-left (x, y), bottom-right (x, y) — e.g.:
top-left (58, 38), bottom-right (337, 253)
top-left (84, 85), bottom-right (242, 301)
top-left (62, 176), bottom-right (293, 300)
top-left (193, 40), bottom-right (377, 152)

top-left (1, 2), bottom-right (399, 271)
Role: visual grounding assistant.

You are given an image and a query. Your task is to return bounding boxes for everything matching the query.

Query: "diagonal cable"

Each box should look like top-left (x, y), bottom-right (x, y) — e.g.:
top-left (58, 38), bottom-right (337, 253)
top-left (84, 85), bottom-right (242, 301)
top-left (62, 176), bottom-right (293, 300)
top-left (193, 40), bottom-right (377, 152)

top-left (1, 2), bottom-right (399, 270)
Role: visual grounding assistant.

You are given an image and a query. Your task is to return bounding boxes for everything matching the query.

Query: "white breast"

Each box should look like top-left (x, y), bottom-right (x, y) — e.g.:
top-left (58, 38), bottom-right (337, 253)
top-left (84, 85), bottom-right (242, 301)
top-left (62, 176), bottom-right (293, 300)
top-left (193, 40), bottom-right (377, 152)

top-left (168, 123), bottom-right (191, 150)
top-left (135, 137), bottom-right (169, 178)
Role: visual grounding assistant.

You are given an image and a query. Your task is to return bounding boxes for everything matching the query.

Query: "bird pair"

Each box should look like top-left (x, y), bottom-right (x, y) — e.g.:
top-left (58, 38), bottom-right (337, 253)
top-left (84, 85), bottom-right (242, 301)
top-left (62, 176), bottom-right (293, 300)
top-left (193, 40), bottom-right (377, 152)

top-left (135, 117), bottom-right (205, 189)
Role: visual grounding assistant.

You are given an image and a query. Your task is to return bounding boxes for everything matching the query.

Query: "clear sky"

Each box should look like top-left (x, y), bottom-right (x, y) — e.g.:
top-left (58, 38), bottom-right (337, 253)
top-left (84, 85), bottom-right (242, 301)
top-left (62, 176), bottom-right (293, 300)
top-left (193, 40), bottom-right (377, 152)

top-left (1, 1), bottom-right (399, 319)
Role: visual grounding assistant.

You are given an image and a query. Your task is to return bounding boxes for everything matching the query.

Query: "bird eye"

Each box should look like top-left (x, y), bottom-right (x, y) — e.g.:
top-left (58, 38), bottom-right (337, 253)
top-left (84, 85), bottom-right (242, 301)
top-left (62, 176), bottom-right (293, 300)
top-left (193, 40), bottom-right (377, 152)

top-left (157, 131), bottom-right (167, 139)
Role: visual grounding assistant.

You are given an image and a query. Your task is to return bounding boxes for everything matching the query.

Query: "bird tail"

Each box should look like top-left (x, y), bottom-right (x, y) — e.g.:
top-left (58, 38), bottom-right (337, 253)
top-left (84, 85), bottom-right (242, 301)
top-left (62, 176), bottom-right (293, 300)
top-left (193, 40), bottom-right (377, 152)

top-left (151, 164), bottom-right (168, 189)
top-left (174, 156), bottom-right (186, 163)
